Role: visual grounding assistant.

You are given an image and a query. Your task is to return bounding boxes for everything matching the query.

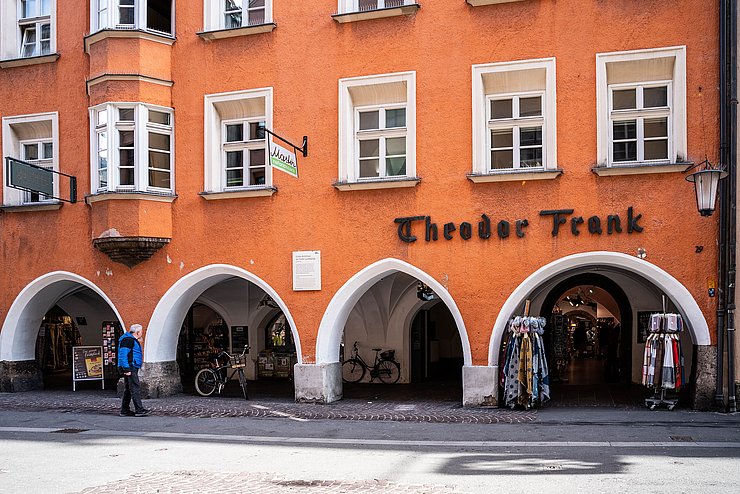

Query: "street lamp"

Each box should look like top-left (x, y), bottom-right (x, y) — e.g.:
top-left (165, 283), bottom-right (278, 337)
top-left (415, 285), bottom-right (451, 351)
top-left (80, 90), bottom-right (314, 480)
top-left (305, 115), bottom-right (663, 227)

top-left (685, 159), bottom-right (728, 216)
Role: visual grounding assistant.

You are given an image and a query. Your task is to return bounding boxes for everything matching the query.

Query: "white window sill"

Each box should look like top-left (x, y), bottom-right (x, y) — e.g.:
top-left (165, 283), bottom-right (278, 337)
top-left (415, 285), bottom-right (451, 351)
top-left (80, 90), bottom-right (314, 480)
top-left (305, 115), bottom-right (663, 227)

top-left (332, 4), bottom-right (420, 23)
top-left (85, 191), bottom-right (177, 205)
top-left (0, 201), bottom-right (63, 212)
top-left (199, 187), bottom-right (277, 200)
top-left (197, 23), bottom-right (277, 41)
top-left (333, 177), bottom-right (421, 191)
top-left (467, 168), bottom-right (562, 183)
top-left (0, 53), bottom-right (60, 69)
top-left (84, 29), bottom-right (176, 54)
top-left (592, 162), bottom-right (693, 177)
top-left (467, 0), bottom-right (527, 5)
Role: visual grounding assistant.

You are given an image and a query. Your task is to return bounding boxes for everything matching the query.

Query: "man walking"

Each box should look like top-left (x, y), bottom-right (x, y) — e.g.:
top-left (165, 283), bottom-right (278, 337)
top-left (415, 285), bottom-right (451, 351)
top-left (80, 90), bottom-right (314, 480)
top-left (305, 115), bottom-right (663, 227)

top-left (118, 324), bottom-right (149, 417)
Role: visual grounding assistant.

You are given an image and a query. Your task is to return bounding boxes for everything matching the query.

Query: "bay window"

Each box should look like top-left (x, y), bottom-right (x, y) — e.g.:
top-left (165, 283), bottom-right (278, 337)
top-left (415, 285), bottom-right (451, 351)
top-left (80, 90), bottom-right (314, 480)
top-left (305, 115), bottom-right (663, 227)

top-left (91, 0), bottom-right (173, 34)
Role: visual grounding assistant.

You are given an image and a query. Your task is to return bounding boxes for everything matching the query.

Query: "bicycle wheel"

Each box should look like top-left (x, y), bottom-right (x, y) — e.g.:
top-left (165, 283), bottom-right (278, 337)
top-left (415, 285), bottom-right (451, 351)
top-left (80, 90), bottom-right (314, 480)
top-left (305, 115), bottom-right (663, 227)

top-left (342, 358), bottom-right (366, 383)
top-left (237, 369), bottom-right (249, 401)
top-left (378, 360), bottom-right (400, 384)
top-left (195, 368), bottom-right (218, 397)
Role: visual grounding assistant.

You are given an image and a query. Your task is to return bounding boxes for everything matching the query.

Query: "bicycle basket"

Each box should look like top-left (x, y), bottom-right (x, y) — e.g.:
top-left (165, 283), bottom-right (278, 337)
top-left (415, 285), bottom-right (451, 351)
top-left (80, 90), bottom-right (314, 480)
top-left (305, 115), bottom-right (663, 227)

top-left (231, 354), bottom-right (247, 368)
top-left (380, 350), bottom-right (395, 360)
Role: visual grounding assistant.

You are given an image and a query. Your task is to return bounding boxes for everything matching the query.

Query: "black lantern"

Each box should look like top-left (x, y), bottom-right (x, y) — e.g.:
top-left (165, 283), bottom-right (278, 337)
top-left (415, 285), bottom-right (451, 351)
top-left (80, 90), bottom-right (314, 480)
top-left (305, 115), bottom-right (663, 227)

top-left (685, 160), bottom-right (728, 216)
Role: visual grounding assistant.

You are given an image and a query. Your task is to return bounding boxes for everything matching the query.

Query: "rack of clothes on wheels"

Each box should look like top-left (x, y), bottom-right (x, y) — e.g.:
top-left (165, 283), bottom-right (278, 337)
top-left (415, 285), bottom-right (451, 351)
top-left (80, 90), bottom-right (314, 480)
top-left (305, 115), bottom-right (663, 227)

top-left (641, 309), bottom-right (685, 410)
top-left (500, 314), bottom-right (551, 409)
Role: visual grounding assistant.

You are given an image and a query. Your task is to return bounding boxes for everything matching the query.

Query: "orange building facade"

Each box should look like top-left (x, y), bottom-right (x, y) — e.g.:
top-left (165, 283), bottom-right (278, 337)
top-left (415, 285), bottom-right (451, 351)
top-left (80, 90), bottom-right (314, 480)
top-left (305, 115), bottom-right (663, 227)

top-left (0, 0), bottom-right (722, 408)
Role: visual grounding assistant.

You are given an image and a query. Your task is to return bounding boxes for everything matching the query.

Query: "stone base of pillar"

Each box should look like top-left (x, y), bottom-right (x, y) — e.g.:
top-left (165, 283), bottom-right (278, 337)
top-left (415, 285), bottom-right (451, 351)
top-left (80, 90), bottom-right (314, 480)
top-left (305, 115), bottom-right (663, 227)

top-left (691, 345), bottom-right (716, 410)
top-left (0, 360), bottom-right (43, 392)
top-left (129, 361), bottom-right (183, 398)
top-left (462, 365), bottom-right (498, 407)
top-left (294, 362), bottom-right (342, 403)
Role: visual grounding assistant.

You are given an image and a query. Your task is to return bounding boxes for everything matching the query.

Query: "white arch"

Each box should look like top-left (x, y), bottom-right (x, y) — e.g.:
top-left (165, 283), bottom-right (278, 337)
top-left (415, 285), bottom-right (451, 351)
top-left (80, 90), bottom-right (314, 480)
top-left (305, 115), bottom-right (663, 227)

top-left (145, 264), bottom-right (302, 363)
top-left (316, 258), bottom-right (472, 365)
top-left (488, 251), bottom-right (712, 365)
top-left (0, 271), bottom-right (125, 361)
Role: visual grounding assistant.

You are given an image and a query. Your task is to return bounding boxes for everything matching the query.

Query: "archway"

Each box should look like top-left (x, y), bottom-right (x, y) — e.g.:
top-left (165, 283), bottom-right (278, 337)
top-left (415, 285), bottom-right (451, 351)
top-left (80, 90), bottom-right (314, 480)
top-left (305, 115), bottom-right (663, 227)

top-left (144, 264), bottom-right (301, 397)
top-left (0, 272), bottom-right (124, 392)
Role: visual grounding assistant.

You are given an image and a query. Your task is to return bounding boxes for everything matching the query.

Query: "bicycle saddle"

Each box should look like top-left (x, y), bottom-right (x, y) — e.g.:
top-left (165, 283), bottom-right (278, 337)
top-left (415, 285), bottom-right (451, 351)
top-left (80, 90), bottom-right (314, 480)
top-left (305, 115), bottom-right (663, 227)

top-left (372, 348), bottom-right (382, 351)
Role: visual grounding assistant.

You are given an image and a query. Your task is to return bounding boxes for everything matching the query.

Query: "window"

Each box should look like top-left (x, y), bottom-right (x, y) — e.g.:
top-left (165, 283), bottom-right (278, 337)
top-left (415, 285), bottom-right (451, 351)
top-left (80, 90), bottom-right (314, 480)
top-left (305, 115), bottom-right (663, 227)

top-left (338, 72), bottom-right (416, 186)
top-left (472, 58), bottom-right (557, 177)
top-left (3, 0), bottom-right (55, 59)
top-left (90, 103), bottom-right (174, 194)
top-left (596, 47), bottom-right (686, 168)
top-left (338, 0), bottom-right (411, 14)
top-left (2, 112), bottom-right (59, 206)
top-left (91, 0), bottom-right (173, 34)
top-left (202, 0), bottom-right (273, 33)
top-left (204, 88), bottom-right (273, 195)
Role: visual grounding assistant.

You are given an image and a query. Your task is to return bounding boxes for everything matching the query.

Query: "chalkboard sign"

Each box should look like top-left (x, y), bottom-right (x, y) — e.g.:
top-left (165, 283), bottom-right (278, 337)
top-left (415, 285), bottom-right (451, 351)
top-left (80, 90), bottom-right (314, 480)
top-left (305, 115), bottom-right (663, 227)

top-left (72, 346), bottom-right (105, 391)
top-left (231, 326), bottom-right (249, 353)
top-left (637, 311), bottom-right (654, 344)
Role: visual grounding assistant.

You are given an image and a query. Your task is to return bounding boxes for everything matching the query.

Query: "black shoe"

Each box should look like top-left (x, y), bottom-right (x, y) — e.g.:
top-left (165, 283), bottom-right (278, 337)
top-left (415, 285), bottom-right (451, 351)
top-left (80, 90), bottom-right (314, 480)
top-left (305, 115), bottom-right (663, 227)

top-left (119, 410), bottom-right (135, 417)
top-left (134, 410), bottom-right (149, 417)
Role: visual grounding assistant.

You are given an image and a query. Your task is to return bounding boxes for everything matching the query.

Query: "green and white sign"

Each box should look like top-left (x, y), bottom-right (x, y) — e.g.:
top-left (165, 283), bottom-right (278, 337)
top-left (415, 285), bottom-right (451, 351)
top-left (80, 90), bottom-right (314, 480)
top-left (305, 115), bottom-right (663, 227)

top-left (270, 140), bottom-right (298, 178)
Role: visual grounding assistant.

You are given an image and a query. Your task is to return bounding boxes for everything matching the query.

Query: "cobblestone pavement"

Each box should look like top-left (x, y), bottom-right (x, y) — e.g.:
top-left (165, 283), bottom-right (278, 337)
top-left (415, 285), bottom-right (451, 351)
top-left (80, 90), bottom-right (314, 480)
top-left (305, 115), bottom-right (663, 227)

top-left (0, 390), bottom-right (536, 424)
top-left (75, 471), bottom-right (460, 493)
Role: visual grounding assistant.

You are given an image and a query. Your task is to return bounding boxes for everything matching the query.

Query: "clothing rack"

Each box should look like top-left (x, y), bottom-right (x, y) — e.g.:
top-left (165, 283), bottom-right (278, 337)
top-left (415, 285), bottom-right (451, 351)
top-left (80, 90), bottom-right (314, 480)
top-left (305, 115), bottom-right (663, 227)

top-left (500, 302), bottom-right (551, 409)
top-left (642, 296), bottom-right (685, 410)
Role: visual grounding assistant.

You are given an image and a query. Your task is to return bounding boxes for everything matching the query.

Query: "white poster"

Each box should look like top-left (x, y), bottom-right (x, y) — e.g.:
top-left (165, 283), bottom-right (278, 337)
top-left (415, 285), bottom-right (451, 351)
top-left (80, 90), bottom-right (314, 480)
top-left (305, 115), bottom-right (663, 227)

top-left (292, 251), bottom-right (321, 291)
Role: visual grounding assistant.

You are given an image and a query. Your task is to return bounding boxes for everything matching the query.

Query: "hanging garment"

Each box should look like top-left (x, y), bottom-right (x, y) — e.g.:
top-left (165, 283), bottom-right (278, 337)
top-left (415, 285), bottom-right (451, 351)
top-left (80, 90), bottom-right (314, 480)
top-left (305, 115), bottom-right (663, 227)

top-left (662, 333), bottom-right (676, 389)
top-left (517, 332), bottom-right (533, 407)
top-left (504, 333), bottom-right (521, 408)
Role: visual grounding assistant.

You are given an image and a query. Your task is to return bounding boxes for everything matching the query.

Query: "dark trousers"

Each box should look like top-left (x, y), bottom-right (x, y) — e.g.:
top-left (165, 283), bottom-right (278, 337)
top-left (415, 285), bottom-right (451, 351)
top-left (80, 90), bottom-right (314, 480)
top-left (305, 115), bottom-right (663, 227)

top-left (121, 368), bottom-right (145, 413)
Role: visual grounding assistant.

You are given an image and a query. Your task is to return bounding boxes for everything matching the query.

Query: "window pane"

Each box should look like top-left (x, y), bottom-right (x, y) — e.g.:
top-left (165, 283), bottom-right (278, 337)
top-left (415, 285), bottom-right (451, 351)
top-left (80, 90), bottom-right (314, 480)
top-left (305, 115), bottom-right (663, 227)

top-left (119, 149), bottom-right (135, 167)
top-left (24, 144), bottom-right (39, 161)
top-left (40, 0), bottom-right (51, 16)
top-left (21, 0), bottom-right (36, 18)
top-left (490, 99), bottom-right (512, 120)
top-left (359, 111), bottom-right (379, 130)
top-left (149, 170), bottom-right (170, 189)
top-left (359, 139), bottom-right (379, 158)
top-left (644, 140), bottom-right (668, 160)
top-left (119, 130), bottom-right (134, 147)
top-left (644, 86), bottom-right (668, 108)
top-left (121, 0), bottom-right (135, 5)
top-left (43, 142), bottom-right (53, 159)
top-left (249, 121), bottom-right (265, 140)
top-left (491, 150), bottom-right (514, 169)
top-left (149, 110), bottom-right (170, 126)
top-left (226, 124), bottom-right (243, 142)
top-left (386, 137), bottom-right (405, 156)
top-left (612, 120), bottom-right (636, 140)
top-left (520, 127), bottom-right (542, 147)
top-left (119, 108), bottom-right (135, 121)
top-left (520, 148), bottom-right (543, 168)
top-left (491, 129), bottom-right (513, 148)
top-left (119, 6), bottom-right (134, 24)
top-left (98, 131), bottom-right (107, 150)
top-left (147, 0), bottom-right (173, 33)
top-left (41, 24), bottom-right (50, 40)
top-left (644, 117), bottom-right (668, 138)
top-left (225, 12), bottom-right (242, 28)
top-left (613, 142), bottom-right (637, 162)
top-left (98, 109), bottom-right (108, 126)
top-left (386, 108), bottom-right (406, 128)
top-left (41, 41), bottom-right (50, 54)
top-left (519, 97), bottom-right (542, 117)
top-left (226, 151), bottom-right (243, 168)
top-left (226, 0), bottom-right (243, 11)
top-left (248, 8), bottom-right (265, 25)
top-left (250, 0), bottom-right (265, 7)
top-left (250, 167), bottom-right (266, 185)
top-left (359, 159), bottom-right (379, 178)
top-left (119, 168), bottom-right (134, 186)
top-left (149, 151), bottom-right (170, 170)
top-left (98, 169), bottom-right (107, 187)
top-left (226, 169), bottom-right (244, 187)
top-left (250, 148), bottom-right (266, 166)
top-left (359, 0), bottom-right (378, 11)
top-left (612, 89), bottom-right (636, 110)
top-left (149, 132), bottom-right (170, 151)
top-left (386, 157), bottom-right (406, 176)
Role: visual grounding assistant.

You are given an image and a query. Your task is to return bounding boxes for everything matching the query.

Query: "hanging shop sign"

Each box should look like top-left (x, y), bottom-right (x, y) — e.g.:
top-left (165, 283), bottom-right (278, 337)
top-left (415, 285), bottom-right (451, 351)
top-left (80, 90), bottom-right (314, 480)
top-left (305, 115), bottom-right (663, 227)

top-left (394, 207), bottom-right (643, 243)
top-left (5, 156), bottom-right (78, 203)
top-left (72, 345), bottom-right (105, 391)
top-left (263, 128), bottom-right (307, 178)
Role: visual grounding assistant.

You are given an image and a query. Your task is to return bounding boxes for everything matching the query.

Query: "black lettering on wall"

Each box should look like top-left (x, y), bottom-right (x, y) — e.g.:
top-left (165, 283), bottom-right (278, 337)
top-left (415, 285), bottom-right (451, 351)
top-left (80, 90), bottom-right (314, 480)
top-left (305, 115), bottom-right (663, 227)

top-left (394, 216), bottom-right (426, 243)
top-left (607, 215), bottom-right (622, 234)
top-left (425, 216), bottom-right (438, 241)
top-left (628, 207), bottom-right (644, 233)
top-left (444, 222), bottom-right (456, 240)
top-left (478, 214), bottom-right (491, 239)
top-left (497, 220), bottom-right (510, 239)
top-left (460, 222), bottom-right (472, 240)
top-left (540, 209), bottom-right (575, 236)
top-left (516, 219), bottom-right (529, 238)
top-left (588, 216), bottom-right (602, 234)
top-left (571, 216), bottom-right (584, 236)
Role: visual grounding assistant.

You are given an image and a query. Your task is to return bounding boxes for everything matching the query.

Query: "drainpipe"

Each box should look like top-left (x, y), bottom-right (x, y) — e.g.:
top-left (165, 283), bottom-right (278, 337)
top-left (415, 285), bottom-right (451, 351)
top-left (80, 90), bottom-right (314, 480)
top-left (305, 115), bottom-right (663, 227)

top-left (716, 0), bottom-right (728, 409)
top-left (726, 0), bottom-right (737, 413)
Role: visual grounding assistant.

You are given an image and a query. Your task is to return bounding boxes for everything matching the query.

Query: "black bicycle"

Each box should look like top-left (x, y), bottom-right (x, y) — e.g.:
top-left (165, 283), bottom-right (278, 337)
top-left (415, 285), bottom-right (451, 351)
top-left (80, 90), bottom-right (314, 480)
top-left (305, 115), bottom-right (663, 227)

top-left (342, 341), bottom-right (400, 383)
top-left (195, 345), bottom-right (250, 400)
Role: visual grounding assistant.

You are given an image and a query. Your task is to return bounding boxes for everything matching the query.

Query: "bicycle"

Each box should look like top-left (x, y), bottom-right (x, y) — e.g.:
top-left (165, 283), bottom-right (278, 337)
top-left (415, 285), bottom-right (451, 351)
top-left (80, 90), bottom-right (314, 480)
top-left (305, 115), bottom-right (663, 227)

top-left (342, 341), bottom-right (400, 383)
top-left (194, 345), bottom-right (250, 400)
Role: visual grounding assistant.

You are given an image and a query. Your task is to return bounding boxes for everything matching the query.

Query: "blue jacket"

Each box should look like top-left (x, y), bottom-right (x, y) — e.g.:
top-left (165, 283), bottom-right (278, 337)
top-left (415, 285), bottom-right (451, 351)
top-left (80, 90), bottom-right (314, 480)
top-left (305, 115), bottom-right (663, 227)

top-left (118, 332), bottom-right (143, 371)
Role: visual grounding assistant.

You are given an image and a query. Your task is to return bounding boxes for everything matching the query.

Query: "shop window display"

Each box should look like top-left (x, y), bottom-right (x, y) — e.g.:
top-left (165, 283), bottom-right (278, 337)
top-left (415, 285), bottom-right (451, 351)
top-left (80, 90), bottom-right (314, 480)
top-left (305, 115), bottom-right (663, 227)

top-left (258, 313), bottom-right (296, 379)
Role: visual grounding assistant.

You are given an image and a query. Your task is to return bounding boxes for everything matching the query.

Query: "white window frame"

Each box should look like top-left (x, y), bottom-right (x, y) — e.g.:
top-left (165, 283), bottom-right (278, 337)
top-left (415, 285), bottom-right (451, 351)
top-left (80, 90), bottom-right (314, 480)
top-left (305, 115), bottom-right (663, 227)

top-left (19, 138), bottom-right (54, 203)
top-left (354, 103), bottom-right (408, 179)
top-left (338, 71), bottom-right (416, 183)
top-left (596, 46), bottom-right (686, 167)
top-left (204, 87), bottom-right (273, 193)
top-left (0, 0), bottom-right (56, 59)
top-left (486, 90), bottom-right (546, 170)
top-left (203, 0), bottom-right (273, 31)
top-left (90, 0), bottom-right (174, 35)
top-left (221, 117), bottom-right (268, 189)
top-left (338, 0), bottom-right (410, 13)
top-left (1, 112), bottom-right (59, 206)
top-left (89, 103), bottom-right (175, 194)
top-left (472, 58), bottom-right (557, 175)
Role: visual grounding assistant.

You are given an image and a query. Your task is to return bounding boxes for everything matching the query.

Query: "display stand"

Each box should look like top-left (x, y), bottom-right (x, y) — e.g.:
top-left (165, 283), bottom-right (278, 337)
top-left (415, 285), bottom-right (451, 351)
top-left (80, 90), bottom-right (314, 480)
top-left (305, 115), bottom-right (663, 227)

top-left (642, 295), bottom-right (684, 410)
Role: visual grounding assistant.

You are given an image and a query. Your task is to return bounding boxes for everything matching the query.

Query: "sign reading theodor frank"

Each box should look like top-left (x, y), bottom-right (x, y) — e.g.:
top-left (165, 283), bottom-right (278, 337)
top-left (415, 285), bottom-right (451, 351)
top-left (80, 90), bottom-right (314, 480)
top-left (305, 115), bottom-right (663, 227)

top-left (394, 207), bottom-right (643, 243)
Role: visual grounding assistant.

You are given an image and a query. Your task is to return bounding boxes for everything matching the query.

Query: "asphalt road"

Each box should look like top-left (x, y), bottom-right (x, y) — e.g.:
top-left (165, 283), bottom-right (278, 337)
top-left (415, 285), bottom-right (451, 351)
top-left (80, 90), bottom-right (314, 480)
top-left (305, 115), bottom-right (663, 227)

top-left (0, 410), bottom-right (739, 493)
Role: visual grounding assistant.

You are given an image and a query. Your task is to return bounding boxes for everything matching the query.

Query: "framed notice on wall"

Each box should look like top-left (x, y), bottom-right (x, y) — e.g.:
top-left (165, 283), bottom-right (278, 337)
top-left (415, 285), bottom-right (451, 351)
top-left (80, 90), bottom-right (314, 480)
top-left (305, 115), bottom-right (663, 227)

top-left (72, 346), bottom-right (105, 391)
top-left (292, 250), bottom-right (321, 291)
top-left (637, 311), bottom-right (654, 344)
